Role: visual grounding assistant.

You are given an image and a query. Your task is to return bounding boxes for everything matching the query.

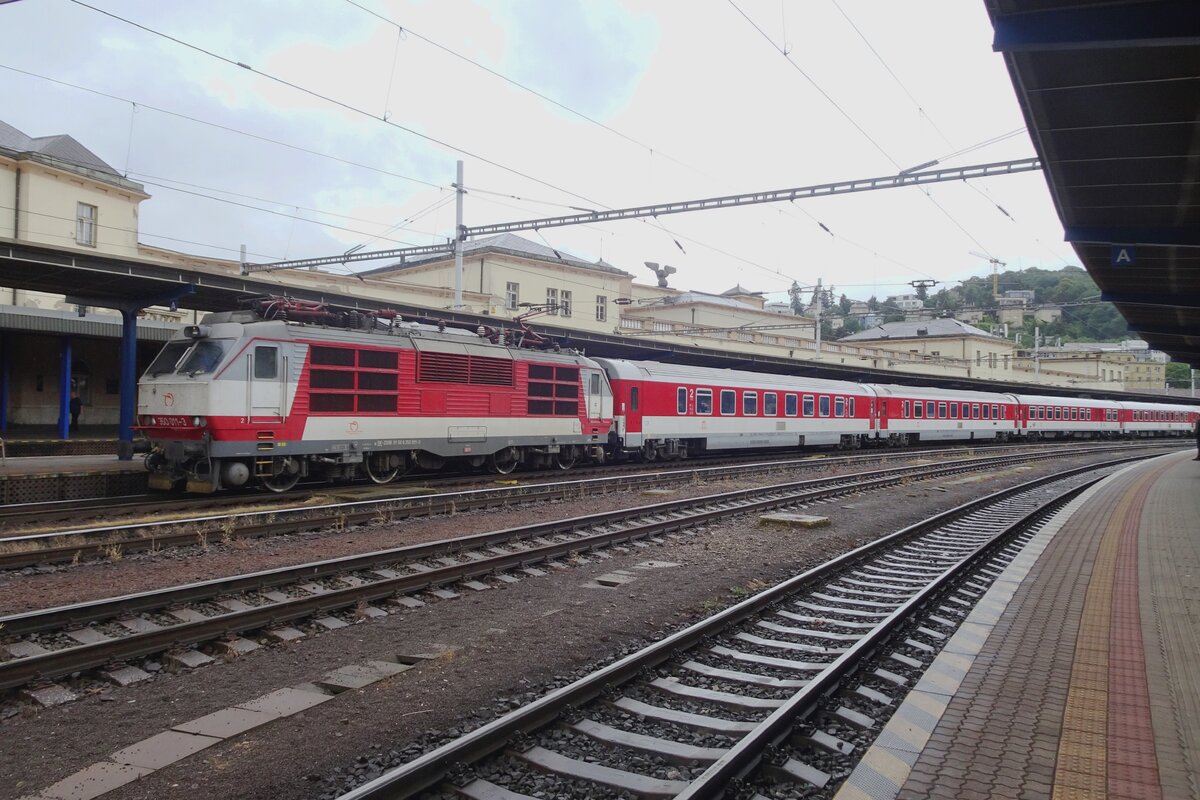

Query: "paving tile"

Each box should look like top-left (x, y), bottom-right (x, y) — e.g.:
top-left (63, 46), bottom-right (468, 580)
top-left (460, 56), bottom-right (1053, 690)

top-left (236, 687), bottom-right (334, 718)
top-left (110, 730), bottom-right (222, 770)
top-left (39, 761), bottom-right (153, 800)
top-left (173, 706), bottom-right (274, 738)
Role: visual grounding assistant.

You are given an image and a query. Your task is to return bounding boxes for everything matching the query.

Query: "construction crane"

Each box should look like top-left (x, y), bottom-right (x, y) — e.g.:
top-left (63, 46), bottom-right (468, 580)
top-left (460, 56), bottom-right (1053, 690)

top-left (969, 251), bottom-right (1007, 300)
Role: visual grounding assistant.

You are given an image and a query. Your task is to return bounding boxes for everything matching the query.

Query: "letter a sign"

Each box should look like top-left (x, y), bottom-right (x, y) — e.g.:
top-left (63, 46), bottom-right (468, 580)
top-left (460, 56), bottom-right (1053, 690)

top-left (1110, 245), bottom-right (1136, 266)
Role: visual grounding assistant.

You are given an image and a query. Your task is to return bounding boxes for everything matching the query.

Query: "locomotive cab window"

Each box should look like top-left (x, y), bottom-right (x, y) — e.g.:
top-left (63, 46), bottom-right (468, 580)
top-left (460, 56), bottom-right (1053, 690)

top-left (696, 389), bottom-right (712, 415)
top-left (834, 397), bottom-right (845, 417)
top-left (146, 341), bottom-right (193, 377)
top-left (785, 394), bottom-right (798, 416)
top-left (819, 396), bottom-right (830, 417)
top-left (764, 393), bottom-right (777, 416)
top-left (720, 390), bottom-right (736, 415)
top-left (178, 340), bottom-right (230, 376)
top-left (253, 346), bottom-right (278, 380)
top-left (743, 392), bottom-right (758, 416)
top-left (677, 387), bottom-right (687, 415)
top-left (803, 395), bottom-right (815, 417)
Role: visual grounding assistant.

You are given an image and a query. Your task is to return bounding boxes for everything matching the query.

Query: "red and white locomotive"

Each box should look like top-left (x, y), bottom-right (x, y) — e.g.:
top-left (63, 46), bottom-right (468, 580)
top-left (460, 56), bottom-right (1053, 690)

top-left (137, 298), bottom-right (1199, 492)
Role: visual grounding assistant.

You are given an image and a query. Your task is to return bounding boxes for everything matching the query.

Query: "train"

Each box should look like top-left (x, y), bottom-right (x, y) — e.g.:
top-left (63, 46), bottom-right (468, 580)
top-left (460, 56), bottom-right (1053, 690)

top-left (136, 298), bottom-right (1199, 493)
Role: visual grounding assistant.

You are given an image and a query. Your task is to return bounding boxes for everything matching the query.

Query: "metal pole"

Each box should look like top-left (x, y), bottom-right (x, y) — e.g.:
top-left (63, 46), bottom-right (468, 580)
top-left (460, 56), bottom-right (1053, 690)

top-left (814, 279), bottom-right (822, 358)
top-left (58, 337), bottom-right (72, 440)
top-left (117, 308), bottom-right (138, 460)
top-left (453, 160), bottom-right (464, 309)
top-left (1034, 326), bottom-right (1040, 383)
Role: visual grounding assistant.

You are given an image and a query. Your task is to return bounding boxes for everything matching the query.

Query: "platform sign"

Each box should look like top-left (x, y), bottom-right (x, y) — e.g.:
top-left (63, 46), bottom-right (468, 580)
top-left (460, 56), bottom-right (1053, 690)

top-left (1110, 245), bottom-right (1136, 266)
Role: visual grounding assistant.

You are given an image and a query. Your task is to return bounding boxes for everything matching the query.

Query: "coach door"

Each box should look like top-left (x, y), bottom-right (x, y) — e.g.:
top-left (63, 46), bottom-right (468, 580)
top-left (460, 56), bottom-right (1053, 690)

top-left (248, 344), bottom-right (284, 423)
top-left (581, 368), bottom-right (606, 422)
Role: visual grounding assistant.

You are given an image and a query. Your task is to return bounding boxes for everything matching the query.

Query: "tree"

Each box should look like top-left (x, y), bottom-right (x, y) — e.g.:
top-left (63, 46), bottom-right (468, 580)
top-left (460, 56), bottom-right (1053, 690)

top-left (867, 295), bottom-right (879, 311)
top-left (788, 281), bottom-right (805, 315)
top-left (839, 294), bottom-right (852, 315)
top-left (1165, 362), bottom-right (1194, 389)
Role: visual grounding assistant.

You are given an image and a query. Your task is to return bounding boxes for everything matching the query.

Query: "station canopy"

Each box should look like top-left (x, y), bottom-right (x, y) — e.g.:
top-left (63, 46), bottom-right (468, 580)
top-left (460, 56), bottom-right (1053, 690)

top-left (986, 0), bottom-right (1200, 367)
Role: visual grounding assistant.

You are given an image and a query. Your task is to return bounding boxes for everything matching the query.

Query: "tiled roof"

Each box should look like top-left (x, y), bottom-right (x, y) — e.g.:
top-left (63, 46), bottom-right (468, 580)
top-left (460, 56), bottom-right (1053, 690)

top-left (363, 233), bottom-right (634, 278)
top-left (840, 318), bottom-right (1004, 341)
top-left (0, 119), bottom-right (119, 175)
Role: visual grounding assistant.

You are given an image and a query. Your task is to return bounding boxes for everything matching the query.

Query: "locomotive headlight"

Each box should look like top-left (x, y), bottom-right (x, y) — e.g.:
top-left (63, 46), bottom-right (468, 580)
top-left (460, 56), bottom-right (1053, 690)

top-left (192, 416), bottom-right (207, 426)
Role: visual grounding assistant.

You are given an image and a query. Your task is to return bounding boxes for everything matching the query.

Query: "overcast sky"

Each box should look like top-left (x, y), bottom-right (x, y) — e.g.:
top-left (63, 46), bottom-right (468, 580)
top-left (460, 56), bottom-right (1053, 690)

top-left (0, 0), bottom-right (1078, 304)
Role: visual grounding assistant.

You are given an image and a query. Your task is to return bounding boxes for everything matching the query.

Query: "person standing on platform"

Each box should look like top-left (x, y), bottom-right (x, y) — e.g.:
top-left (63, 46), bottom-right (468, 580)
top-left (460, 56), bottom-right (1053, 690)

top-left (69, 390), bottom-right (82, 434)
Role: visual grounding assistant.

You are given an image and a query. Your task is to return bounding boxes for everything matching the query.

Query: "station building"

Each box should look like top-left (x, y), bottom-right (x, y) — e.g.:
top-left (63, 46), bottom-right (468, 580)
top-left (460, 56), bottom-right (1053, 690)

top-left (0, 119), bottom-right (1180, 433)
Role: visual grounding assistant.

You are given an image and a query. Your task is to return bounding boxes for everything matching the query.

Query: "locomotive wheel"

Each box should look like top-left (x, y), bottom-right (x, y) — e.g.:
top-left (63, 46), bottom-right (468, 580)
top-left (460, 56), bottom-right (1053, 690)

top-left (261, 457), bottom-right (300, 493)
top-left (553, 448), bottom-right (577, 470)
top-left (488, 447), bottom-right (520, 474)
top-left (364, 452), bottom-right (402, 484)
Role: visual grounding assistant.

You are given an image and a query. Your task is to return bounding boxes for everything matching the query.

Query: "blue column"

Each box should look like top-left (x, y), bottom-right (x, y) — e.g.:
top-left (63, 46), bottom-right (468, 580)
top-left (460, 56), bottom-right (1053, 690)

top-left (58, 336), bottom-right (73, 439)
top-left (118, 308), bottom-right (138, 460)
top-left (0, 333), bottom-right (9, 433)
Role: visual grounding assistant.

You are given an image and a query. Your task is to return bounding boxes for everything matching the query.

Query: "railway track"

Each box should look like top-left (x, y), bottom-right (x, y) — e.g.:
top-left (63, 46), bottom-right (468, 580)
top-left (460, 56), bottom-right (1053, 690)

top-left (0, 441), bottom-right (1176, 570)
top-left (0, 447), bottom-right (1155, 700)
top-left (332, 455), bottom-right (1114, 800)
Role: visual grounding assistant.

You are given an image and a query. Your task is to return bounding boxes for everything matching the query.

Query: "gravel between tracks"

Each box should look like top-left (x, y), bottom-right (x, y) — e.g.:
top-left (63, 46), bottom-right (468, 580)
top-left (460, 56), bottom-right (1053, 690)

top-left (0, 451), bottom-right (1129, 800)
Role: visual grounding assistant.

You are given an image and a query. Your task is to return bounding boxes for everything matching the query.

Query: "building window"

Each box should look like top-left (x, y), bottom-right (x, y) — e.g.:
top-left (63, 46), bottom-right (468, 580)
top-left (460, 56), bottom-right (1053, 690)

top-left (595, 295), bottom-right (607, 322)
top-left (546, 288), bottom-right (558, 314)
top-left (76, 203), bottom-right (97, 247)
top-left (505, 282), bottom-right (519, 311)
top-left (561, 290), bottom-right (572, 317)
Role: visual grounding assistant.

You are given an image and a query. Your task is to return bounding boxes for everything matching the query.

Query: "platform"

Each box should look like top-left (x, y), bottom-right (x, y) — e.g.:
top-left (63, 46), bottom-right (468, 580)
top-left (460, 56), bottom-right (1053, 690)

top-left (0, 453), bottom-right (147, 503)
top-left (834, 450), bottom-right (1199, 800)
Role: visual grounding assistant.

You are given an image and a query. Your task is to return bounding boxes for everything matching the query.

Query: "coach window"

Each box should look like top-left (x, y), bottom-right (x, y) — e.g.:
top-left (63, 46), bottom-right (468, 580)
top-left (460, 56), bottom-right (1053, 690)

top-left (253, 346), bottom-right (278, 380)
top-left (926, 401), bottom-right (935, 418)
top-left (914, 401), bottom-right (923, 418)
top-left (971, 403), bottom-right (980, 419)
top-left (1055, 408), bottom-right (1062, 420)
top-left (902, 400), bottom-right (910, 418)
top-left (743, 392), bottom-right (758, 416)
top-left (834, 397), bottom-right (845, 417)
top-left (983, 404), bottom-right (991, 420)
top-left (785, 394), bottom-right (798, 416)
top-left (803, 395), bottom-right (815, 416)
top-left (938, 402), bottom-right (947, 418)
top-left (819, 395), bottom-right (831, 416)
top-left (848, 398), bottom-right (855, 416)
top-left (949, 402), bottom-right (958, 419)
top-left (677, 387), bottom-right (687, 415)
top-left (764, 393), bottom-right (777, 415)
top-left (696, 389), bottom-right (712, 415)
top-left (720, 390), bottom-right (736, 415)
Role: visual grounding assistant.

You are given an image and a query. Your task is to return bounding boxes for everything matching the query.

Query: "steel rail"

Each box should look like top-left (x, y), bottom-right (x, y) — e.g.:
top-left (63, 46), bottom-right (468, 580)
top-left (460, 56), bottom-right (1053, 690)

top-left (333, 456), bottom-right (1132, 800)
top-left (0, 449), bottom-right (1128, 693)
